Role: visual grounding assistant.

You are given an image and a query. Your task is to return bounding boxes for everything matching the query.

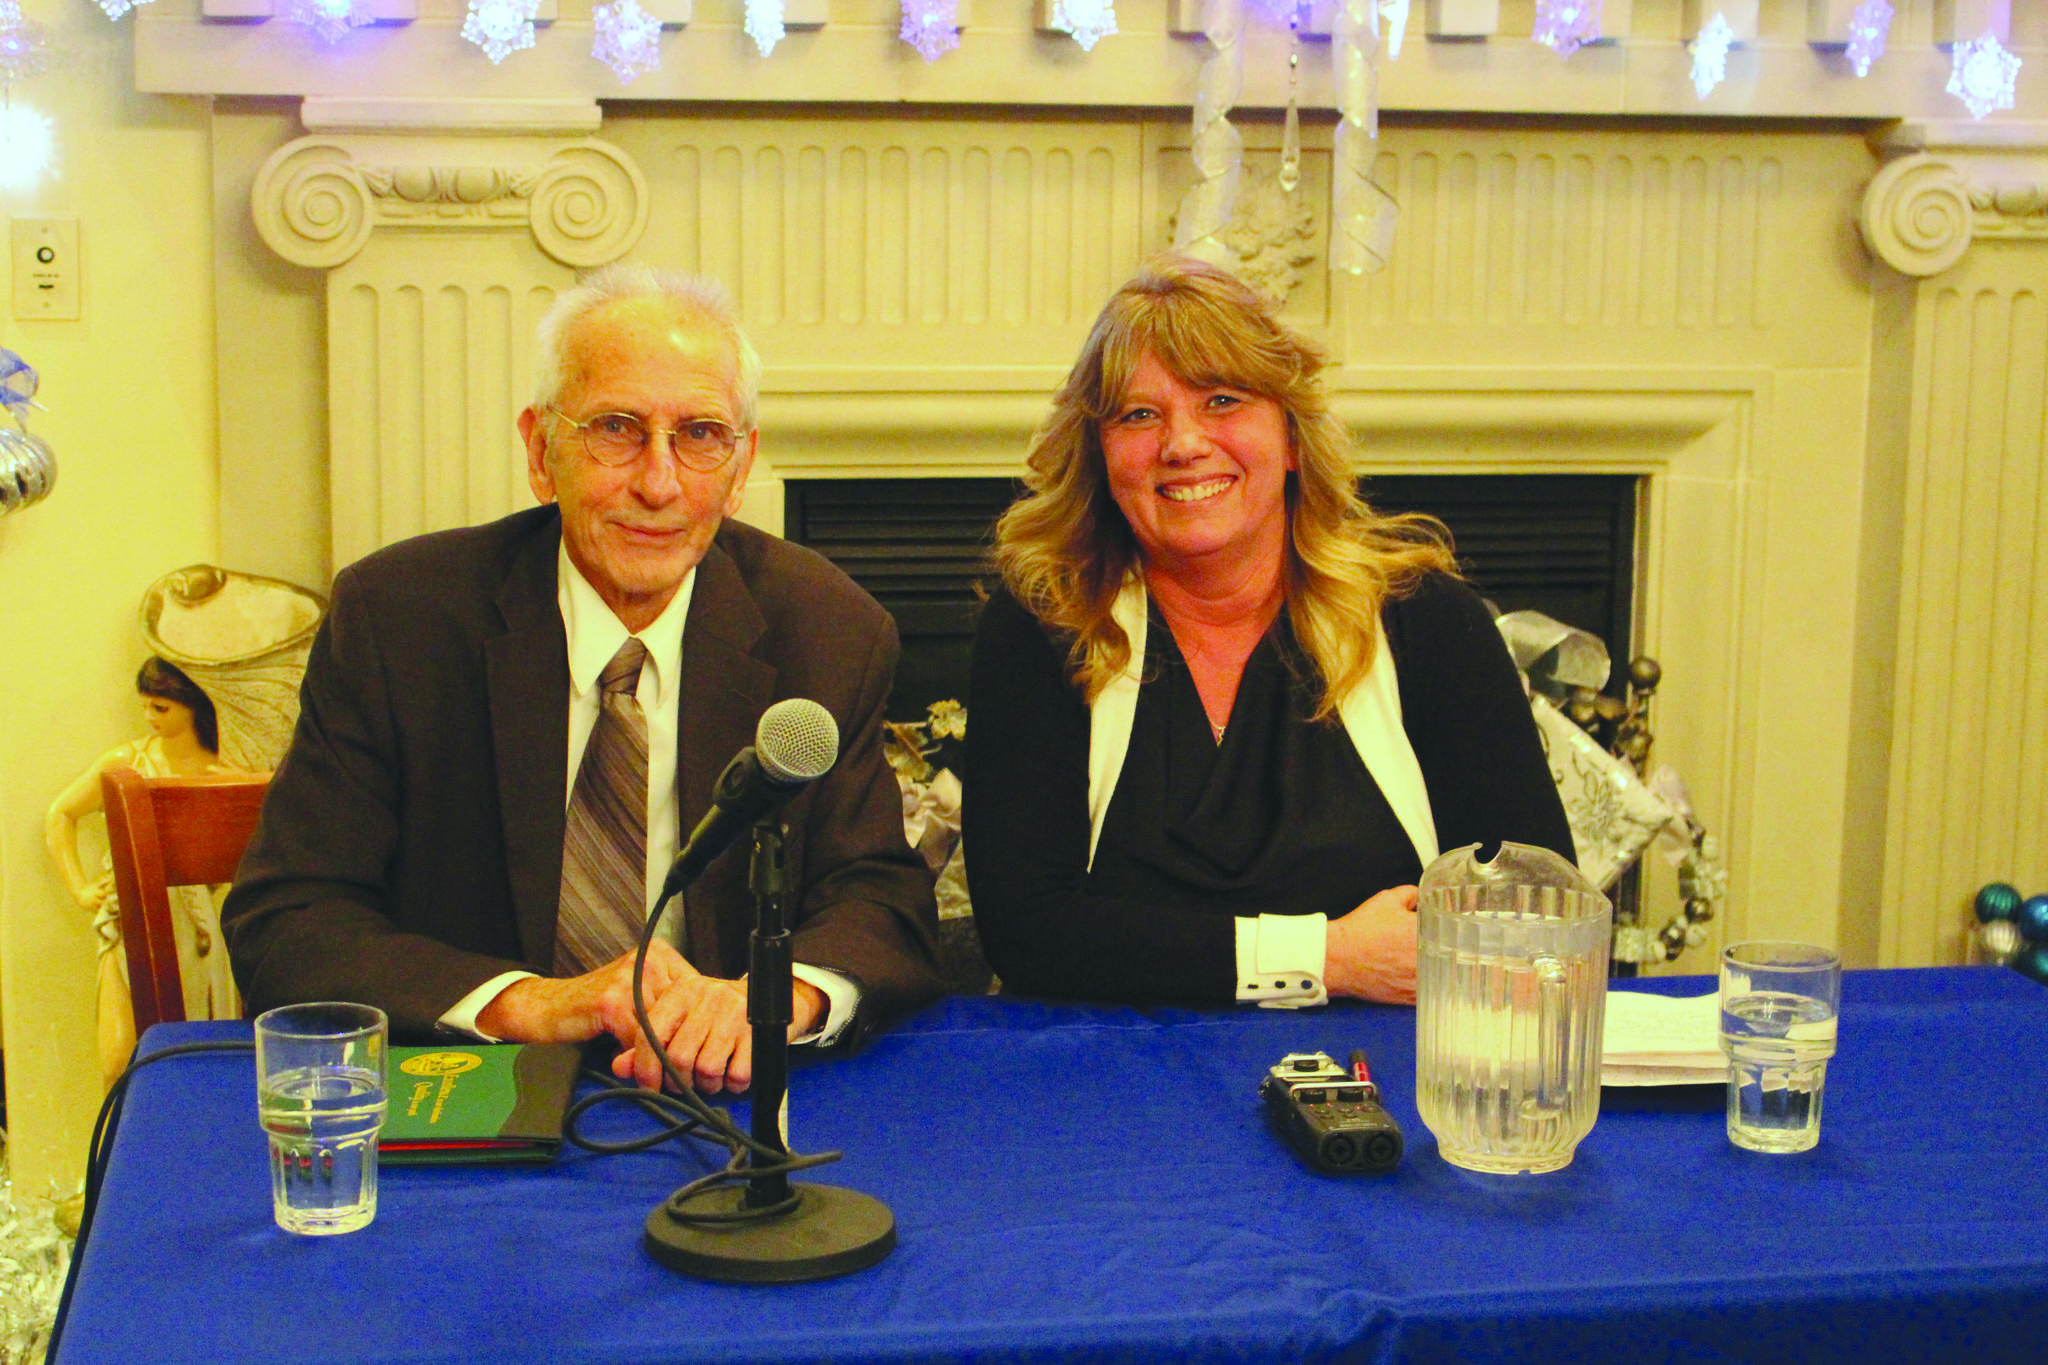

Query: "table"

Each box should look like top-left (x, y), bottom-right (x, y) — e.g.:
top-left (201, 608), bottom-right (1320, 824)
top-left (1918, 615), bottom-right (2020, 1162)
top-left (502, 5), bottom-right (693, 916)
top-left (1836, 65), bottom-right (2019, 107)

top-left (53, 966), bottom-right (2048, 1365)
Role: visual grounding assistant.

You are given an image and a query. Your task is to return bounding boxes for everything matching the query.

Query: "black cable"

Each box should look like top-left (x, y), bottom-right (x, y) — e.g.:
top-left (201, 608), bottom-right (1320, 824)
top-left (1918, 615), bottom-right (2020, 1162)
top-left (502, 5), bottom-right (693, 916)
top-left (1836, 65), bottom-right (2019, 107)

top-left (563, 1070), bottom-right (841, 1190)
top-left (604, 881), bottom-right (844, 1225)
top-left (47, 1040), bottom-right (255, 1364)
top-left (50, 1022), bottom-right (839, 1361)
top-left (53, 875), bottom-right (829, 1355)
top-left (561, 1068), bottom-right (716, 1155)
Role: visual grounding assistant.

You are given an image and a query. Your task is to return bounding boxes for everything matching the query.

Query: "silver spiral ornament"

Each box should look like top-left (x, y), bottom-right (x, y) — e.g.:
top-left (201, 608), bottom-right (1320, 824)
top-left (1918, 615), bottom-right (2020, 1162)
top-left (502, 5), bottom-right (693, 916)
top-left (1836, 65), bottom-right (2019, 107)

top-left (529, 142), bottom-right (648, 268)
top-left (0, 349), bottom-right (53, 516)
top-left (252, 139), bottom-right (375, 269)
top-left (1859, 154), bottom-right (1973, 278)
top-left (1332, 0), bottom-right (1396, 275)
top-left (1172, 0), bottom-right (1244, 262)
top-left (0, 425), bottom-right (54, 515)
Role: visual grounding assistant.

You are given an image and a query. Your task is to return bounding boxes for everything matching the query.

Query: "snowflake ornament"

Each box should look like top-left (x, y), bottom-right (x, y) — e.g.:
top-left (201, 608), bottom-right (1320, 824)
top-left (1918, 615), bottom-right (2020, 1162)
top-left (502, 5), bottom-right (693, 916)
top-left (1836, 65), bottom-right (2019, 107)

top-left (592, 0), bottom-right (661, 83)
top-left (1381, 0), bottom-right (1409, 59)
top-left (282, 0), bottom-right (375, 45)
top-left (1844, 0), bottom-right (1891, 78)
top-left (1051, 0), bottom-right (1116, 51)
top-left (1947, 30), bottom-right (2021, 121)
top-left (899, 0), bottom-right (959, 62)
top-left (1689, 11), bottom-right (1733, 100)
top-left (1533, 0), bottom-right (1600, 58)
top-left (461, 0), bottom-right (539, 62)
top-left (95, 0), bottom-right (156, 20)
top-left (745, 0), bottom-right (784, 56)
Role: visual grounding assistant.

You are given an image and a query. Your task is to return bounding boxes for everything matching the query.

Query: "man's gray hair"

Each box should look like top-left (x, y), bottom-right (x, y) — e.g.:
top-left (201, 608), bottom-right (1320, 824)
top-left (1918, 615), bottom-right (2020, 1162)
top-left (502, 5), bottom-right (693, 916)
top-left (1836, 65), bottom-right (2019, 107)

top-left (530, 263), bottom-right (763, 431)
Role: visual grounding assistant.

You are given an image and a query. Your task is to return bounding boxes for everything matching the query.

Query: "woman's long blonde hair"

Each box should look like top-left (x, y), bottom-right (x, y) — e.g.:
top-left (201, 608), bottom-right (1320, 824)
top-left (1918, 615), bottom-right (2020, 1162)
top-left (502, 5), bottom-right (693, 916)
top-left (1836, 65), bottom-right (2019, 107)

top-left (994, 254), bottom-right (1458, 720)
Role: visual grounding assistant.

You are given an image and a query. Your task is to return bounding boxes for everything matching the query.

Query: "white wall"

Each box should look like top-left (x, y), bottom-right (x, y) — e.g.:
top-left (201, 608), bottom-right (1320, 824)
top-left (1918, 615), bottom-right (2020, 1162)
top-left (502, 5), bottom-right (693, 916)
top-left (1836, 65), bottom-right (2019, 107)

top-left (0, 0), bottom-right (216, 1201)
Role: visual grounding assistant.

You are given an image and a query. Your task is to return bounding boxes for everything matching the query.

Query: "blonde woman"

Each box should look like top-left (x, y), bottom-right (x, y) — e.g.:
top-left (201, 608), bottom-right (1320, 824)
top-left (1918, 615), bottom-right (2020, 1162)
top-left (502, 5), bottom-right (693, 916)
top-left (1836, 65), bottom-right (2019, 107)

top-left (964, 256), bottom-right (1572, 1008)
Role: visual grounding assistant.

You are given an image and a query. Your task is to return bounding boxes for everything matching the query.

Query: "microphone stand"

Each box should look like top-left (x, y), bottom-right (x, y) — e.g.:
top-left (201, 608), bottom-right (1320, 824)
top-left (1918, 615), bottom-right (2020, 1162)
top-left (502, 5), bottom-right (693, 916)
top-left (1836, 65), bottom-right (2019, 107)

top-left (642, 815), bottom-right (897, 1283)
top-left (742, 815), bottom-right (795, 1212)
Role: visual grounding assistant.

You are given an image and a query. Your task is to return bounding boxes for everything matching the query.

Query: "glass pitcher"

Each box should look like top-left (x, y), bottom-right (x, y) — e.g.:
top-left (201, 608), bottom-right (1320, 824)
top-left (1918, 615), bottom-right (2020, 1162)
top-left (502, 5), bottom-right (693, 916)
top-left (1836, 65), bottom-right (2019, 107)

top-left (1415, 842), bottom-right (1611, 1174)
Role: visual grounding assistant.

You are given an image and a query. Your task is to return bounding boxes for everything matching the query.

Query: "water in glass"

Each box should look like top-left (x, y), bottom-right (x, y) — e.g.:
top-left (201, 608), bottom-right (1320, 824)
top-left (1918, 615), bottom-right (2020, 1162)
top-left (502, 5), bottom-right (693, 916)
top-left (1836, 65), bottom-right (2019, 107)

top-left (259, 1064), bottom-right (387, 1235)
top-left (1719, 990), bottom-right (1837, 1152)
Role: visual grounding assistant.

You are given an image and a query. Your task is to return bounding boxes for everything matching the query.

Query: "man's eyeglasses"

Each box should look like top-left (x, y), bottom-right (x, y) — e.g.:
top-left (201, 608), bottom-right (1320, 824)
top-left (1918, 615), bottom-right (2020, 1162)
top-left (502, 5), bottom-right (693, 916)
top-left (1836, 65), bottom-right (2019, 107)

top-left (546, 406), bottom-right (743, 472)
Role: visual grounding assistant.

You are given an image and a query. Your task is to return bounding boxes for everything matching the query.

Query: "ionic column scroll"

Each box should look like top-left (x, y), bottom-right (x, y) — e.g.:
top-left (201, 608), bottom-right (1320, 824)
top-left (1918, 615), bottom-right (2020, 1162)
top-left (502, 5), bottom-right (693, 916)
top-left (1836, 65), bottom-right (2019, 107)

top-left (251, 133), bottom-right (648, 269)
top-left (1859, 149), bottom-right (2048, 278)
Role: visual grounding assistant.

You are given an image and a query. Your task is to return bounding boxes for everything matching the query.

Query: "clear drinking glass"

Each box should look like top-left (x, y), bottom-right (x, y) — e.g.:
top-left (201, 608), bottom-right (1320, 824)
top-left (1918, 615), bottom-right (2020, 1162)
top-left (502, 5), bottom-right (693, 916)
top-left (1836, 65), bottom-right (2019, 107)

top-left (1717, 941), bottom-right (1840, 1153)
top-left (255, 1002), bottom-right (389, 1234)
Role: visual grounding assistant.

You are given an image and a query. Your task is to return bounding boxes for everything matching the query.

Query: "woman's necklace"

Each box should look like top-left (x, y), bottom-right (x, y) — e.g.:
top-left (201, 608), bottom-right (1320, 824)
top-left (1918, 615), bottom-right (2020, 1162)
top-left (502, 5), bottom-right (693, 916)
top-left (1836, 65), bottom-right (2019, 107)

top-left (1175, 635), bottom-right (1234, 744)
top-left (1147, 567), bottom-right (1279, 751)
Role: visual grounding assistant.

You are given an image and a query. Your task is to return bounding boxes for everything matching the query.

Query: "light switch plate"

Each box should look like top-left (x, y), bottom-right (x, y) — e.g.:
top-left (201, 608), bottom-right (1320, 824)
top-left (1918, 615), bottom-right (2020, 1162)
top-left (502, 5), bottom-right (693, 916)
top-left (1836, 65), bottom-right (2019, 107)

top-left (13, 218), bottom-right (80, 321)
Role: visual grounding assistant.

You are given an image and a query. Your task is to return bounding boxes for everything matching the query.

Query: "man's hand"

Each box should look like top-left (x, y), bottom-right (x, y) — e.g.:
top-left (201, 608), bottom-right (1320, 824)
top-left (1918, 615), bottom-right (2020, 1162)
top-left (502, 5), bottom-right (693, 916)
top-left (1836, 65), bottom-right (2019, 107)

top-left (617, 968), bottom-right (828, 1093)
top-left (1324, 884), bottom-right (1420, 1004)
top-left (475, 942), bottom-right (829, 1094)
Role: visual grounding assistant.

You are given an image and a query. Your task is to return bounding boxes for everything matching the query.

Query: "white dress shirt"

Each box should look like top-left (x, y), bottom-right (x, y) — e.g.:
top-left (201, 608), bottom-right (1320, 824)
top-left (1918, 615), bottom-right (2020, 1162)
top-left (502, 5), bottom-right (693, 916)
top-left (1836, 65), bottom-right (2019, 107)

top-left (440, 544), bottom-right (858, 1044)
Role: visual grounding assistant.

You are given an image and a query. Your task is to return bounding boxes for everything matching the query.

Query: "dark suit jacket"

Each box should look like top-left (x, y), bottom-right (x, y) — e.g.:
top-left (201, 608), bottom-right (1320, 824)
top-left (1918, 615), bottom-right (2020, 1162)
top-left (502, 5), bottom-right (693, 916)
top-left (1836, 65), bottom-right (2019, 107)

top-left (223, 505), bottom-right (942, 1048)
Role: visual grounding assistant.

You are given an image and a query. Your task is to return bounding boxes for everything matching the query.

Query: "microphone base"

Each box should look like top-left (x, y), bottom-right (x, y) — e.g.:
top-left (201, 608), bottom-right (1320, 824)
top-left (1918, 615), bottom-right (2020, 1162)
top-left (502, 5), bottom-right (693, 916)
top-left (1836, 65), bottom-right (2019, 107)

top-left (644, 1183), bottom-right (896, 1284)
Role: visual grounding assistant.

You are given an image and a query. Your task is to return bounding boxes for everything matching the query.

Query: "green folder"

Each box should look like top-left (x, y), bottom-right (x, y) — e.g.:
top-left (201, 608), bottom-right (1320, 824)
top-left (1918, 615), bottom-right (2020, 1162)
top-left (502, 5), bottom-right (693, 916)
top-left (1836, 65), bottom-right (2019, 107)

top-left (379, 1043), bottom-right (583, 1166)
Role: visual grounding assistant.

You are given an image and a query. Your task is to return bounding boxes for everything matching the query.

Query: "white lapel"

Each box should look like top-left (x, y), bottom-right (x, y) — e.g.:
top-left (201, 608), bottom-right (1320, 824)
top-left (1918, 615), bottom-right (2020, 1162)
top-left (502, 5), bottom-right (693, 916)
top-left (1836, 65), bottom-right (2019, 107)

top-left (1336, 615), bottom-right (1439, 868)
top-left (1085, 578), bottom-right (1148, 869)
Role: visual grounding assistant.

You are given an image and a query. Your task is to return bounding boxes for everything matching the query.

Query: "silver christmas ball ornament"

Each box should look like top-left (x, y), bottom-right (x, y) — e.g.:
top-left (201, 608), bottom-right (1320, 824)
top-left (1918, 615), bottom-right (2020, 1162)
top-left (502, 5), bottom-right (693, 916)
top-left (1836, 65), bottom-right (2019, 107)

top-left (1976, 918), bottom-right (2022, 966)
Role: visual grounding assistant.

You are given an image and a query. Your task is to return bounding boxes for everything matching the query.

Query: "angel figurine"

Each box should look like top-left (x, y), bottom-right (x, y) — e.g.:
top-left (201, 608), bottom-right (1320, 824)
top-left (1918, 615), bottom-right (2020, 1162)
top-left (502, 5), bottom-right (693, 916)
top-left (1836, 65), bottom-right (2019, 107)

top-left (44, 658), bottom-right (255, 1091)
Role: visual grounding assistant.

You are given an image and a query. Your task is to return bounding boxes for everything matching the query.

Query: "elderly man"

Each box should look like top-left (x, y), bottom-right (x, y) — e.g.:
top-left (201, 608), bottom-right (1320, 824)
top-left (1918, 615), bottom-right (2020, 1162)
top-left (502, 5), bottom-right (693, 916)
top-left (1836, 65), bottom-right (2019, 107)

top-left (224, 265), bottom-right (942, 1094)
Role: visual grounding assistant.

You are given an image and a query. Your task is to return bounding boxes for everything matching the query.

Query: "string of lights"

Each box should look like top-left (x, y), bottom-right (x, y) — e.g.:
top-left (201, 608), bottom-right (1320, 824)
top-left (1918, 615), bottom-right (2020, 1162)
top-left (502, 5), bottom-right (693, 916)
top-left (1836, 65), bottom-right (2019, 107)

top-left (74, 0), bottom-right (2027, 124)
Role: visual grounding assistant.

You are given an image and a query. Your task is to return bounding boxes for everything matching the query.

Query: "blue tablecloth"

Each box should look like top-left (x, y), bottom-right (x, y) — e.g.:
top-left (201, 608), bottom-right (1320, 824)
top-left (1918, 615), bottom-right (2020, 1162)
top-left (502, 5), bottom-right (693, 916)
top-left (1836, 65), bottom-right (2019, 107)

top-left (54, 966), bottom-right (2048, 1364)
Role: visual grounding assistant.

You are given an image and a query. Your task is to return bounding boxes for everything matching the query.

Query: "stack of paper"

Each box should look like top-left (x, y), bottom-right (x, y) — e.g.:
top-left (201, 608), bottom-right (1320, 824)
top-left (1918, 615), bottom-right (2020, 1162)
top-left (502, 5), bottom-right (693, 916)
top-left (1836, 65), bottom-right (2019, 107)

top-left (1602, 989), bottom-right (1725, 1087)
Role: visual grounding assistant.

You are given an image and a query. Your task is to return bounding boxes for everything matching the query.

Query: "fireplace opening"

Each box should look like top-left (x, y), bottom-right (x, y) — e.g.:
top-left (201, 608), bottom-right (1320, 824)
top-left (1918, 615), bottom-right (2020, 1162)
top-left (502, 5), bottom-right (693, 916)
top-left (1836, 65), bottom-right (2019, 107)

top-left (785, 473), bottom-right (1639, 724)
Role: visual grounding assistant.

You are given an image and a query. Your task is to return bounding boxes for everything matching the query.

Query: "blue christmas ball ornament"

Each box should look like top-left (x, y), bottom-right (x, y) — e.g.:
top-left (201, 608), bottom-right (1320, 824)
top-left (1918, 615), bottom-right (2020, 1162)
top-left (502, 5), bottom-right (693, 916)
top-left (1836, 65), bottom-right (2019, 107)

top-left (2017, 895), bottom-right (2048, 946)
top-left (2015, 944), bottom-right (2048, 986)
top-left (1975, 882), bottom-right (2022, 922)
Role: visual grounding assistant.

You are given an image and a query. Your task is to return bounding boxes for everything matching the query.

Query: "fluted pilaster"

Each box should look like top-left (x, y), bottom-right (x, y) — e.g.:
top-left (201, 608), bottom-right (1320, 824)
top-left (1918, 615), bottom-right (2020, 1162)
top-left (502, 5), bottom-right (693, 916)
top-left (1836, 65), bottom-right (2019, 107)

top-left (250, 132), bottom-right (648, 569)
top-left (1864, 145), bottom-right (2048, 966)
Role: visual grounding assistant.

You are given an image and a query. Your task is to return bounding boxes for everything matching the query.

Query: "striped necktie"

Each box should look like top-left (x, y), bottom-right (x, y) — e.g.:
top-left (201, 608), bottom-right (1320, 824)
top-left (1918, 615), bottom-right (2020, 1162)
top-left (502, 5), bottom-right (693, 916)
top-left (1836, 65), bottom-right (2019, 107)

top-left (553, 637), bottom-right (650, 975)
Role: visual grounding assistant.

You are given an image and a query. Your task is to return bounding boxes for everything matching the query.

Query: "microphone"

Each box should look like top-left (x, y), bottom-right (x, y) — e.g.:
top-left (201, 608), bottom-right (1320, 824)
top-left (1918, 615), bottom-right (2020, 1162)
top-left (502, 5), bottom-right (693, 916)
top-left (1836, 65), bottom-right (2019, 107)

top-left (661, 698), bottom-right (839, 898)
top-left (641, 691), bottom-right (895, 1284)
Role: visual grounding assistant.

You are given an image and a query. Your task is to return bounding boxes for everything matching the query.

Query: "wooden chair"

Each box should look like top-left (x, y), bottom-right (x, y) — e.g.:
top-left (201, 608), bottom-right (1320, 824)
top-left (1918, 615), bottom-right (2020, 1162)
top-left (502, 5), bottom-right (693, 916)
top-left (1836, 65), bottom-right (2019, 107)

top-left (100, 767), bottom-right (270, 1033)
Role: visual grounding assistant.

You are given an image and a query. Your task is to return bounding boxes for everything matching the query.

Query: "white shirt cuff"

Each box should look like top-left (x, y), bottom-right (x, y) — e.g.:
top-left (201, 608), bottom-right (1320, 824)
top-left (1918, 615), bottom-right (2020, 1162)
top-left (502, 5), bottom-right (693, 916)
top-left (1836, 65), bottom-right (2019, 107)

top-left (437, 965), bottom-right (858, 1046)
top-left (1233, 914), bottom-right (1329, 1008)
top-left (791, 964), bottom-right (859, 1046)
top-left (437, 970), bottom-right (539, 1040)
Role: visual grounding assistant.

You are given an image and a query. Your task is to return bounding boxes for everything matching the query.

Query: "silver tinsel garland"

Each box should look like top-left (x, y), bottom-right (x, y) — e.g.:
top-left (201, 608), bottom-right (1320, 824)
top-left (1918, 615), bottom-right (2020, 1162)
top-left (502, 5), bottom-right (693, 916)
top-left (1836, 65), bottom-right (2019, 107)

top-left (0, 1138), bottom-right (70, 1365)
